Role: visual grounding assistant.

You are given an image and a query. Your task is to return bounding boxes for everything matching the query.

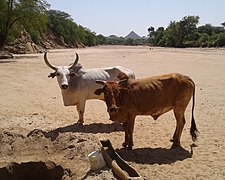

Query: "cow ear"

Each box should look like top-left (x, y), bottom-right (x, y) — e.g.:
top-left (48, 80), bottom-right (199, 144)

top-left (69, 71), bottom-right (78, 77)
top-left (94, 88), bottom-right (104, 95)
top-left (48, 72), bottom-right (56, 78)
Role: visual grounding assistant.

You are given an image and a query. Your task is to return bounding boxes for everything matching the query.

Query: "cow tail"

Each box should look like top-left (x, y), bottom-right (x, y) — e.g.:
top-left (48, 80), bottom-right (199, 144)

top-left (190, 82), bottom-right (199, 142)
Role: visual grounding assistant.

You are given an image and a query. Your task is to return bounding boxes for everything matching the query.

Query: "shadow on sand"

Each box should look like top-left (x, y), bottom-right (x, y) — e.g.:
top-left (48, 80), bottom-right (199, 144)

top-left (26, 124), bottom-right (197, 166)
top-left (115, 144), bottom-right (197, 165)
top-left (33, 123), bottom-right (123, 141)
top-left (27, 123), bottom-right (197, 165)
top-left (0, 60), bottom-right (17, 63)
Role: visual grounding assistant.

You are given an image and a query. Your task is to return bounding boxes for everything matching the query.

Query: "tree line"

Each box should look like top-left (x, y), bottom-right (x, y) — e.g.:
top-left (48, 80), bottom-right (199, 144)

top-left (0, 0), bottom-right (100, 49)
top-left (1, 1), bottom-right (224, 50)
top-left (148, 16), bottom-right (225, 48)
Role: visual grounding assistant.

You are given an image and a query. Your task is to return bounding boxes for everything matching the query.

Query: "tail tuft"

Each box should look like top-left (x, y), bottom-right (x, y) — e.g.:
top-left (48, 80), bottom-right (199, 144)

top-left (190, 80), bottom-right (199, 142)
top-left (190, 117), bottom-right (199, 141)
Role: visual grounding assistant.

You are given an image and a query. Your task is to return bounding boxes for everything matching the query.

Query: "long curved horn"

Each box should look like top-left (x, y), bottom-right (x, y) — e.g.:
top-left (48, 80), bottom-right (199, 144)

top-left (69, 53), bottom-right (79, 69)
top-left (44, 52), bottom-right (57, 70)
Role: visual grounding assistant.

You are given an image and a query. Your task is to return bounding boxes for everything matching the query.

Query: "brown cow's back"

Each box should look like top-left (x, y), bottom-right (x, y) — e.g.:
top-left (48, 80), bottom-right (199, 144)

top-left (121, 73), bottom-right (194, 118)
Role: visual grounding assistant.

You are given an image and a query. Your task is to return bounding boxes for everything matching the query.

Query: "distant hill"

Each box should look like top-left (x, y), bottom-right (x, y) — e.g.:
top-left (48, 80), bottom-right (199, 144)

top-left (105, 31), bottom-right (148, 46)
top-left (125, 31), bottom-right (142, 39)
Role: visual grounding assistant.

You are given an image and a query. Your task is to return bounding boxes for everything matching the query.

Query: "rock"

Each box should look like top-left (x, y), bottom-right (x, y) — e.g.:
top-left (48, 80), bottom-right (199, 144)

top-left (0, 50), bottom-right (13, 59)
top-left (4, 28), bottom-right (85, 54)
top-left (75, 43), bottom-right (85, 48)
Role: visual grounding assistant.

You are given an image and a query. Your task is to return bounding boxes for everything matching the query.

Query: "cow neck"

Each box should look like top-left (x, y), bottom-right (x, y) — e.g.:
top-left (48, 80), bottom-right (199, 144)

top-left (123, 82), bottom-right (136, 106)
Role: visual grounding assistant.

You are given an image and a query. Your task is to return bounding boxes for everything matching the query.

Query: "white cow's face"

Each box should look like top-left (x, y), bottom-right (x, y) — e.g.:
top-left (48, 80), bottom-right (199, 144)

top-left (44, 52), bottom-right (79, 90)
top-left (48, 67), bottom-right (77, 90)
top-left (55, 67), bottom-right (71, 90)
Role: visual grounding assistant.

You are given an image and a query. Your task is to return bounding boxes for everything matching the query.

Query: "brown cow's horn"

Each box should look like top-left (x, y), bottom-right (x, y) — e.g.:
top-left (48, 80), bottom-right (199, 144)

top-left (44, 52), bottom-right (57, 70)
top-left (69, 53), bottom-right (79, 69)
top-left (118, 78), bottom-right (128, 84)
top-left (95, 80), bottom-right (106, 85)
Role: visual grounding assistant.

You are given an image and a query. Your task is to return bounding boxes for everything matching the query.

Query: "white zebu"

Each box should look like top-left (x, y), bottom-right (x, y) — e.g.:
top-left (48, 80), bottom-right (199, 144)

top-left (44, 52), bottom-right (135, 125)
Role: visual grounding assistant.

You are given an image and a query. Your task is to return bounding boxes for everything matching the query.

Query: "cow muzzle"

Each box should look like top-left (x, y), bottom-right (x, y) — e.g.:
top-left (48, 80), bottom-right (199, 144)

top-left (61, 84), bottom-right (69, 89)
top-left (108, 106), bottom-right (119, 114)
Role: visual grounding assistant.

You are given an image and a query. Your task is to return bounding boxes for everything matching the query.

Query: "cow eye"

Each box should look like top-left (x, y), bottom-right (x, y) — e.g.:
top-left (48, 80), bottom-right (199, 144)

top-left (56, 73), bottom-right (60, 76)
top-left (104, 91), bottom-right (110, 96)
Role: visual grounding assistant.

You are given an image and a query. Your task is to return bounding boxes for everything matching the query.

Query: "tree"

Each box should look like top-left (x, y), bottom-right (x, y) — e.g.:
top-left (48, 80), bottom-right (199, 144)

top-left (198, 24), bottom-right (214, 36)
top-left (181, 16), bottom-right (199, 46)
top-left (96, 34), bottom-right (106, 45)
top-left (83, 28), bottom-right (97, 46)
top-left (165, 21), bottom-right (183, 47)
top-left (152, 16), bottom-right (199, 47)
top-left (0, 0), bottom-right (49, 49)
top-left (153, 27), bottom-right (165, 46)
top-left (47, 10), bottom-right (98, 47)
top-left (197, 33), bottom-right (209, 47)
top-left (164, 21), bottom-right (177, 47)
top-left (148, 26), bottom-right (154, 44)
top-left (214, 33), bottom-right (225, 47)
top-left (48, 10), bottom-right (77, 45)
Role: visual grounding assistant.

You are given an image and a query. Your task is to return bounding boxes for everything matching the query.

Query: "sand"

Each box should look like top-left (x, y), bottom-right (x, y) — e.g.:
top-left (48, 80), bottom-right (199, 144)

top-left (0, 46), bottom-right (225, 179)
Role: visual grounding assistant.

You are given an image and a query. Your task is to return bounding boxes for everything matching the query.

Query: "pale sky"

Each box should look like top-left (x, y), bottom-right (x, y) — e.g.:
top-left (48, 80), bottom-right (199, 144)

top-left (46, 0), bottom-right (225, 37)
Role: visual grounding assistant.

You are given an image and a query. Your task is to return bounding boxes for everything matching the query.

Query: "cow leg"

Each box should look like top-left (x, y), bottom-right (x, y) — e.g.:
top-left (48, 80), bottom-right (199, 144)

top-left (127, 115), bottom-right (135, 150)
top-left (122, 122), bottom-right (129, 148)
top-left (76, 100), bottom-right (86, 125)
top-left (172, 108), bottom-right (186, 148)
top-left (122, 115), bottom-right (135, 150)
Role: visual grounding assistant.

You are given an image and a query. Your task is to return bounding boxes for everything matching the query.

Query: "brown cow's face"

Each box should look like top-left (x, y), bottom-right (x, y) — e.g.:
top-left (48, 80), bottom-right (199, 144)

top-left (104, 82), bottom-right (120, 114)
top-left (94, 81), bottom-right (128, 114)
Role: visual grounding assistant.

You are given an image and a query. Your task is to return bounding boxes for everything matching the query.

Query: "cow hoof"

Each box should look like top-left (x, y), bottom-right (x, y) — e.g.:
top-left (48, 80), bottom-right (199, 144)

top-left (171, 143), bottom-right (181, 149)
top-left (126, 146), bottom-right (133, 150)
top-left (76, 121), bottom-right (84, 126)
top-left (122, 142), bottom-right (127, 148)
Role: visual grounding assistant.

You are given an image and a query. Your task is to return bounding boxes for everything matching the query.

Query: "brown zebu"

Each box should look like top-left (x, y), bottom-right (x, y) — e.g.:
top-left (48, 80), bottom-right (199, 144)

top-left (94, 73), bottom-right (198, 149)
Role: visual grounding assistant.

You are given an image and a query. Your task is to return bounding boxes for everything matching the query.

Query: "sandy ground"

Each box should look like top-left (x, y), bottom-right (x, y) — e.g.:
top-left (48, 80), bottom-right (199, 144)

top-left (0, 46), bottom-right (225, 179)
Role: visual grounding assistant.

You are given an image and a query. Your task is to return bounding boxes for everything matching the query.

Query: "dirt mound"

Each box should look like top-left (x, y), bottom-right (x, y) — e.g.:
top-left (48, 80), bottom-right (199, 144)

top-left (0, 129), bottom-right (114, 179)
